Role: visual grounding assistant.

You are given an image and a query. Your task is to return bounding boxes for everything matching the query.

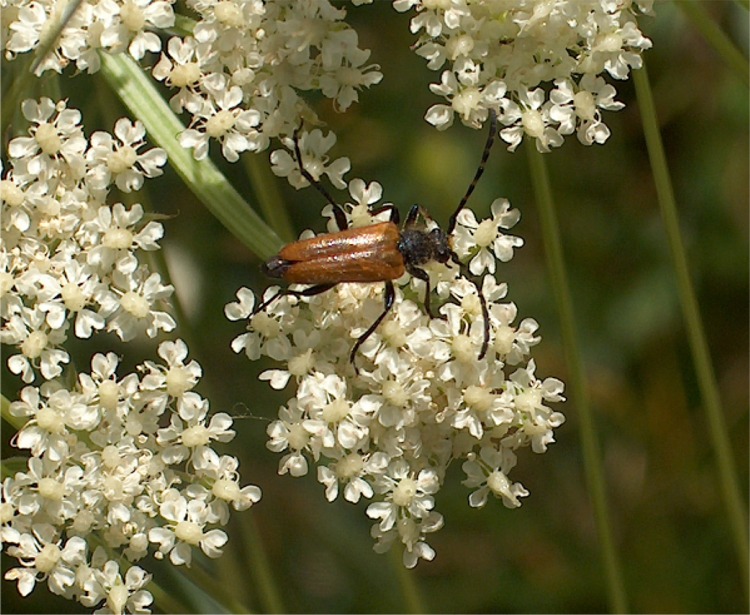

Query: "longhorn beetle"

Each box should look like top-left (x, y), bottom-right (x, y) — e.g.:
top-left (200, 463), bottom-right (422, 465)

top-left (253, 110), bottom-right (498, 368)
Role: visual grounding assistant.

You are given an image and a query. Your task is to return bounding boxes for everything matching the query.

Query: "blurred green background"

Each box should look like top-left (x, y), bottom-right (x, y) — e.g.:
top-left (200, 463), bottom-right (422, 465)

top-left (2, 1), bottom-right (748, 613)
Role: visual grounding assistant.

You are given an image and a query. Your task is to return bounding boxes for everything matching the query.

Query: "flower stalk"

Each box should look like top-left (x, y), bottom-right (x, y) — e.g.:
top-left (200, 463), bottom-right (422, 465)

top-left (633, 62), bottom-right (750, 599)
top-left (526, 145), bottom-right (628, 613)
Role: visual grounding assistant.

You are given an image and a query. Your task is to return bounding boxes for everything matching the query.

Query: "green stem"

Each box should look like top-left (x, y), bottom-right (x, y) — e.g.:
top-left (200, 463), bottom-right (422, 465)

top-left (526, 146), bottom-right (629, 614)
top-left (99, 52), bottom-right (282, 259)
top-left (634, 63), bottom-right (750, 601)
top-left (243, 152), bottom-right (297, 244)
top-left (677, 1), bottom-right (750, 87)
top-left (391, 548), bottom-right (425, 613)
top-left (1, 394), bottom-right (25, 432)
top-left (240, 513), bottom-right (285, 613)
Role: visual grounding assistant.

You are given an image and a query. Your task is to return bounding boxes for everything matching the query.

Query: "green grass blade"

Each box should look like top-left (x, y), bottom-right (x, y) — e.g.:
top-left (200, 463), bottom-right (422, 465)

top-left (527, 146), bottom-right (629, 614)
top-left (634, 61), bottom-right (750, 602)
top-left (99, 52), bottom-right (282, 260)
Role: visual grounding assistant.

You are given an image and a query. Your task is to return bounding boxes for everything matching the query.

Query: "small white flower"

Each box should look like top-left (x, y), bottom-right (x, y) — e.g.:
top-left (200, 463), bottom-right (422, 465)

top-left (4, 524), bottom-right (87, 597)
top-left (549, 75), bottom-right (625, 145)
top-left (100, 0), bottom-right (175, 60)
top-left (79, 557), bottom-right (153, 614)
top-left (106, 269), bottom-right (175, 341)
top-left (149, 491), bottom-right (228, 565)
top-left (451, 383), bottom-right (514, 440)
top-left (368, 460), bottom-right (440, 530)
top-left (81, 203), bottom-right (164, 274)
top-left (179, 83), bottom-right (262, 162)
top-left (10, 385), bottom-right (86, 461)
top-left (2, 307), bottom-right (70, 382)
top-left (193, 450), bottom-right (262, 513)
top-left (86, 118), bottom-right (167, 192)
top-left (453, 198), bottom-right (522, 274)
top-left (271, 128), bottom-right (351, 190)
top-left (157, 410), bottom-right (235, 465)
top-left (319, 44), bottom-right (383, 112)
top-left (500, 88), bottom-right (564, 153)
top-left (370, 510), bottom-right (444, 569)
top-left (462, 445), bottom-right (528, 509)
top-left (426, 72), bottom-right (505, 130)
top-left (152, 36), bottom-right (212, 112)
top-left (8, 98), bottom-right (86, 177)
top-left (317, 451), bottom-right (387, 504)
top-left (266, 400), bottom-right (312, 477)
top-left (140, 339), bottom-right (202, 400)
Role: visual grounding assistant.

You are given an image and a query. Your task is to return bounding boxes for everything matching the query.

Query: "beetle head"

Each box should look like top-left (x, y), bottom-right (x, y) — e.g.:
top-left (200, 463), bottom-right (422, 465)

top-left (428, 227), bottom-right (453, 264)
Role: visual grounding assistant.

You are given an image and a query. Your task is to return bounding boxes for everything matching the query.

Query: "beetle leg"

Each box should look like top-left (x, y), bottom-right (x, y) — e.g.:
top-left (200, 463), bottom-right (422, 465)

top-left (406, 264), bottom-right (434, 318)
top-left (349, 281), bottom-right (396, 370)
top-left (286, 283), bottom-right (337, 301)
top-left (474, 280), bottom-right (490, 360)
top-left (331, 204), bottom-right (348, 232)
top-left (403, 204), bottom-right (420, 229)
top-left (252, 288), bottom-right (283, 315)
top-left (369, 203), bottom-right (400, 225)
top-left (252, 283), bottom-right (336, 316)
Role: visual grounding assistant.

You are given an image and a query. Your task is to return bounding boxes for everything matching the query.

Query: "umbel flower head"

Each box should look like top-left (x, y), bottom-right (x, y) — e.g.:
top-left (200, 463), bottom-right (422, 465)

top-left (1, 99), bottom-right (262, 613)
top-left (2, 1), bottom-right (653, 168)
top-left (152, 0), bottom-right (383, 162)
top-left (227, 173), bottom-right (565, 568)
top-left (1, 98), bottom-right (172, 383)
top-left (152, 0), bottom-right (652, 161)
top-left (2, 341), bottom-right (262, 610)
top-left (391, 0), bottom-right (654, 151)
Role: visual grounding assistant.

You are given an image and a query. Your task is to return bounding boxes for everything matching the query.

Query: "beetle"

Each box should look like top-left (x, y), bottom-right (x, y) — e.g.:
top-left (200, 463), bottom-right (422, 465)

top-left (253, 110), bottom-right (498, 368)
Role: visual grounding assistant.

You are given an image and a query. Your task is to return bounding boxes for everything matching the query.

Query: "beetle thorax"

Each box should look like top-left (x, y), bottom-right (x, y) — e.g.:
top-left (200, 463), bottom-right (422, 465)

top-left (398, 227), bottom-right (452, 266)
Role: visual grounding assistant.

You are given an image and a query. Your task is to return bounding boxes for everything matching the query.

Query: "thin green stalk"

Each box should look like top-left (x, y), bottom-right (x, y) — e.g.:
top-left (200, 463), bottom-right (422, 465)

top-left (633, 63), bottom-right (750, 601)
top-left (526, 146), bottom-right (628, 614)
top-left (390, 549), bottom-right (425, 614)
top-left (243, 153), bottom-right (297, 244)
top-left (677, 1), bottom-right (750, 88)
top-left (240, 513), bottom-right (285, 613)
top-left (99, 52), bottom-right (282, 260)
top-left (1, 394), bottom-right (24, 432)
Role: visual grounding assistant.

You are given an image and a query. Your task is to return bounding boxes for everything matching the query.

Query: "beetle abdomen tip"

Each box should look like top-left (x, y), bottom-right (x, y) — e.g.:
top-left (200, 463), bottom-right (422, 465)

top-left (262, 256), bottom-right (291, 279)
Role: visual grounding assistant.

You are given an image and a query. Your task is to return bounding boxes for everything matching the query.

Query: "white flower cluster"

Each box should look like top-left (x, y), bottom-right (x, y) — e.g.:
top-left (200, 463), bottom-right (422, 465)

top-left (1, 98), bottom-right (262, 612)
top-left (2, 0), bottom-right (380, 164)
top-left (390, 0), bottom-right (654, 151)
top-left (1, 0), bottom-right (654, 170)
top-left (227, 179), bottom-right (565, 568)
top-left (2, 0), bottom-right (176, 74)
top-left (1, 98), bottom-right (172, 383)
top-left (152, 0), bottom-right (382, 162)
top-left (2, 340), bottom-right (261, 612)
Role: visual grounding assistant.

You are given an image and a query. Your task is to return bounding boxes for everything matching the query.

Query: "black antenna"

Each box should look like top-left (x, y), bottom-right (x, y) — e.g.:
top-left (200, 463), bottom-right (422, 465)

top-left (447, 109), bottom-right (498, 234)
